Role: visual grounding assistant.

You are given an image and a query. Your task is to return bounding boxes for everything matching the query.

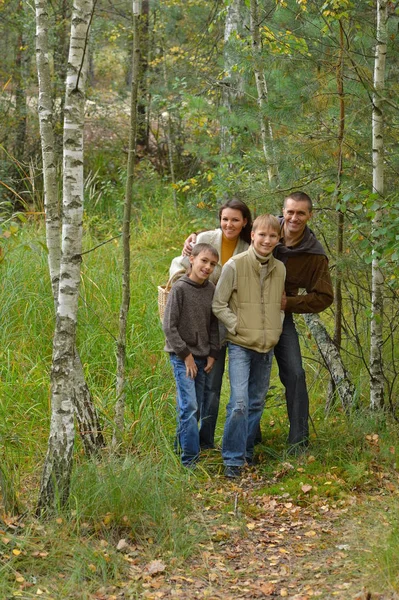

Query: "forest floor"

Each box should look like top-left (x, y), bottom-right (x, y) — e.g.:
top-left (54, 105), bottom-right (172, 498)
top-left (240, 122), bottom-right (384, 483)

top-left (89, 459), bottom-right (399, 600)
top-left (3, 450), bottom-right (399, 599)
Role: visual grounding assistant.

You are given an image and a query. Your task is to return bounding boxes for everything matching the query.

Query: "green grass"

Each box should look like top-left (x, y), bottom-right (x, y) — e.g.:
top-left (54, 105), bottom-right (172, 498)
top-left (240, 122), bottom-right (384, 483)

top-left (1, 197), bottom-right (399, 597)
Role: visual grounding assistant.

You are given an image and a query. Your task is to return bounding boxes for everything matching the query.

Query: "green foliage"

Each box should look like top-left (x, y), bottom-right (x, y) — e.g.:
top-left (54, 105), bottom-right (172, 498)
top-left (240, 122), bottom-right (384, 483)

top-left (70, 454), bottom-right (199, 553)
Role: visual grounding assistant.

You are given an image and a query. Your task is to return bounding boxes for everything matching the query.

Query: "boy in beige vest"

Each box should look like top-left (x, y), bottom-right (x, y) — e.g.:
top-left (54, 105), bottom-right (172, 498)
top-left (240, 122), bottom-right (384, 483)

top-left (212, 215), bottom-right (285, 478)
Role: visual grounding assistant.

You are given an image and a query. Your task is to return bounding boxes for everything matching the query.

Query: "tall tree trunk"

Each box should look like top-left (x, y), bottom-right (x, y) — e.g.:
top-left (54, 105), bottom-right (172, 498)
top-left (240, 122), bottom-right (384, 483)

top-left (220, 0), bottom-right (242, 156)
top-left (35, 0), bottom-right (104, 457)
top-left (113, 0), bottom-right (142, 445)
top-left (304, 314), bottom-right (355, 412)
top-left (162, 51), bottom-right (177, 208)
top-left (53, 0), bottom-right (70, 153)
top-left (370, 0), bottom-right (388, 409)
top-left (37, 0), bottom-right (94, 512)
top-left (137, 0), bottom-right (149, 148)
top-left (249, 0), bottom-right (279, 186)
top-left (327, 19), bottom-right (346, 410)
top-left (333, 20), bottom-right (345, 353)
top-left (14, 1), bottom-right (28, 165)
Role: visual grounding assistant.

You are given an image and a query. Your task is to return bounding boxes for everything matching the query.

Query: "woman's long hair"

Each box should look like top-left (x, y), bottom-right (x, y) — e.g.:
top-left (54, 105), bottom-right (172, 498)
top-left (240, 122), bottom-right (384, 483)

top-left (218, 198), bottom-right (253, 244)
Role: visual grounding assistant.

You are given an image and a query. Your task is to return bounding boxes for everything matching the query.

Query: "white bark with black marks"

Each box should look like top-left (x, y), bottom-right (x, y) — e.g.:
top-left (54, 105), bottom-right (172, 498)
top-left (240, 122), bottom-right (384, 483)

top-left (37, 0), bottom-right (94, 512)
top-left (370, 0), bottom-right (388, 409)
top-left (221, 0), bottom-right (242, 156)
top-left (35, 0), bottom-right (104, 458)
top-left (249, 0), bottom-right (279, 186)
top-left (304, 313), bottom-right (355, 412)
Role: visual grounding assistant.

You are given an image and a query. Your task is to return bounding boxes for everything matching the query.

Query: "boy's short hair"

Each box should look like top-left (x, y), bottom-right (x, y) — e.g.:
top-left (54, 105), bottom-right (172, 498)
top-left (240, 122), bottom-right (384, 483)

top-left (191, 242), bottom-right (219, 262)
top-left (252, 214), bottom-right (281, 234)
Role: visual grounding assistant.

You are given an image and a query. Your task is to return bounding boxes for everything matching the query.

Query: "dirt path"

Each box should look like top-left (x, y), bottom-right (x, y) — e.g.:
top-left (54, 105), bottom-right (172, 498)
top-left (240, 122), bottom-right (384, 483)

top-left (100, 470), bottom-right (399, 600)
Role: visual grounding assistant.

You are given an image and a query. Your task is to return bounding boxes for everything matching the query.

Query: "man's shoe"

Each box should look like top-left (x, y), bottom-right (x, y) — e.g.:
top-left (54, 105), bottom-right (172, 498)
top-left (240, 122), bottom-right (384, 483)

top-left (246, 456), bottom-right (258, 467)
top-left (224, 465), bottom-right (241, 479)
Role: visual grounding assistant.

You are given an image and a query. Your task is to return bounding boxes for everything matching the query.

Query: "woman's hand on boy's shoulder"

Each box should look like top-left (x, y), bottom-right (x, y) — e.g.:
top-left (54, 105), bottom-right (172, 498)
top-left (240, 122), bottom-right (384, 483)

top-left (182, 233), bottom-right (197, 256)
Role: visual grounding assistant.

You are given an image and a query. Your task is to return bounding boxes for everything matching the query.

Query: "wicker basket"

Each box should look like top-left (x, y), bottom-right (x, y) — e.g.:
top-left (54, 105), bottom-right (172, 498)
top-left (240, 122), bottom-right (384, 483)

top-left (157, 270), bottom-right (185, 323)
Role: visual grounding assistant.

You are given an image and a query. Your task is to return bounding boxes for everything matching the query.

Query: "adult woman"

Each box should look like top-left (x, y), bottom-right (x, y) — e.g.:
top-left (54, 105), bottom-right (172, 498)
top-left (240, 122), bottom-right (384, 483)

top-left (169, 198), bottom-right (253, 449)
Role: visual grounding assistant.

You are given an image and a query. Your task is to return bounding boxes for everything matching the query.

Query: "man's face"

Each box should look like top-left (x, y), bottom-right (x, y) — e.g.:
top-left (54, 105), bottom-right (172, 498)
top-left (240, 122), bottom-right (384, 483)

top-left (283, 199), bottom-right (312, 236)
top-left (251, 227), bottom-right (280, 257)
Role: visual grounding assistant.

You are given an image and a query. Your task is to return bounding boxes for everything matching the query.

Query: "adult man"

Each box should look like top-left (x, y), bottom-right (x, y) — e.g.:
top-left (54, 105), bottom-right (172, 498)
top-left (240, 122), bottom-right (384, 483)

top-left (183, 191), bottom-right (333, 450)
top-left (274, 191), bottom-right (333, 449)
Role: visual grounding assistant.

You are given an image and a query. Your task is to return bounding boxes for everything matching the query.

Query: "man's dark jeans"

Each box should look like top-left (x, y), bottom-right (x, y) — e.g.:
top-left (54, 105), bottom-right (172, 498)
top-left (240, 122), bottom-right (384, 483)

top-left (274, 313), bottom-right (309, 445)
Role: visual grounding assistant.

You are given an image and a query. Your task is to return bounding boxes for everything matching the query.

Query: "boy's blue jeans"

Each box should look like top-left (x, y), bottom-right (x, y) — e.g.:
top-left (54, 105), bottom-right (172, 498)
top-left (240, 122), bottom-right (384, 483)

top-left (170, 353), bottom-right (207, 466)
top-left (222, 343), bottom-right (273, 467)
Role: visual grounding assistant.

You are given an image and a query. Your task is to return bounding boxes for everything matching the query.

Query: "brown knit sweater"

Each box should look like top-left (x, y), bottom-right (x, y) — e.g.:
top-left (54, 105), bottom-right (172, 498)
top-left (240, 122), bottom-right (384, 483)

top-left (163, 275), bottom-right (220, 360)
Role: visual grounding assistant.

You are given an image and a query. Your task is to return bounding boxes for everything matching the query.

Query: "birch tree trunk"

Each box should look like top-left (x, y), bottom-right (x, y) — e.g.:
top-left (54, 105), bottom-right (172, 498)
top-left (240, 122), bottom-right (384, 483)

top-left (220, 0), bottom-right (242, 156)
top-left (370, 0), bottom-right (388, 409)
top-left (35, 0), bottom-right (104, 456)
top-left (327, 19), bottom-right (346, 410)
top-left (304, 313), bottom-right (355, 412)
top-left (249, 0), bottom-right (279, 186)
top-left (37, 0), bottom-right (94, 511)
top-left (113, 0), bottom-right (142, 445)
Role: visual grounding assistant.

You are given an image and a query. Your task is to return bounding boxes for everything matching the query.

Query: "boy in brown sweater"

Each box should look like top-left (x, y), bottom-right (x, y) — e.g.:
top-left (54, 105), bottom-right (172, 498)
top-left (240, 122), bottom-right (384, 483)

top-left (163, 243), bottom-right (220, 466)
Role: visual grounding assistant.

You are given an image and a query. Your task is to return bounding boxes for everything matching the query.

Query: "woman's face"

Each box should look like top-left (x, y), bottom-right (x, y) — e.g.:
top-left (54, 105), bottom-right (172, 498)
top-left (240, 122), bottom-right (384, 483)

top-left (220, 208), bottom-right (247, 241)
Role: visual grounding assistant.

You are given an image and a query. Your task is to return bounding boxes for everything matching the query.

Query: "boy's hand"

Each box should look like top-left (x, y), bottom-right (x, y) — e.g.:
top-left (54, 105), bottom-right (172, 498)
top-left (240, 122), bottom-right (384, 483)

top-left (182, 233), bottom-right (197, 256)
top-left (281, 291), bottom-right (287, 311)
top-left (185, 354), bottom-right (198, 379)
top-left (204, 356), bottom-right (215, 374)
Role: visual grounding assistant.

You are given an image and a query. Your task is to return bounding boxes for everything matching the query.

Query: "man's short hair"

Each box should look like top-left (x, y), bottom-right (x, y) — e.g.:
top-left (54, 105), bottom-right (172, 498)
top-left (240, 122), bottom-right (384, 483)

top-left (284, 191), bottom-right (313, 212)
top-left (252, 214), bottom-right (281, 234)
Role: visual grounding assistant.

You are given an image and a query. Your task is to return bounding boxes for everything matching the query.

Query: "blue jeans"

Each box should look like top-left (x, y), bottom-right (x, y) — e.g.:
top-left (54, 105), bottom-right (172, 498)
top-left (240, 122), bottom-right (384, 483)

top-left (199, 344), bottom-right (227, 449)
top-left (274, 313), bottom-right (309, 445)
top-left (222, 343), bottom-right (273, 467)
top-left (170, 354), bottom-right (207, 465)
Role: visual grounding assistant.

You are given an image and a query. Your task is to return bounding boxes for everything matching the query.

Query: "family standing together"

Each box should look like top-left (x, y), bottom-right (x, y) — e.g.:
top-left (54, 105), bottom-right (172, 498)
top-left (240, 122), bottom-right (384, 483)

top-left (162, 192), bottom-right (334, 478)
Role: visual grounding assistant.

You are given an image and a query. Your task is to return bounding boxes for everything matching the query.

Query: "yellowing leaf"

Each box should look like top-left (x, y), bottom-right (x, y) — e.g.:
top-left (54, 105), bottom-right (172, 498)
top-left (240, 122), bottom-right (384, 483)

top-left (103, 514), bottom-right (112, 525)
top-left (12, 549), bottom-right (21, 556)
top-left (259, 582), bottom-right (275, 595)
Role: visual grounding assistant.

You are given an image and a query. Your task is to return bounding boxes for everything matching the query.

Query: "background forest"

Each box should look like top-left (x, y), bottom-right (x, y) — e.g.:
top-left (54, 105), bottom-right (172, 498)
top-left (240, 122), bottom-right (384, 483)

top-left (1, 0), bottom-right (399, 598)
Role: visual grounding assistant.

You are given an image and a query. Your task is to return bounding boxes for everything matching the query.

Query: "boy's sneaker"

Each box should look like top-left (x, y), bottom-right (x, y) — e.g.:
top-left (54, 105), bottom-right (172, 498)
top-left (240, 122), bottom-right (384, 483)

top-left (224, 465), bottom-right (241, 479)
